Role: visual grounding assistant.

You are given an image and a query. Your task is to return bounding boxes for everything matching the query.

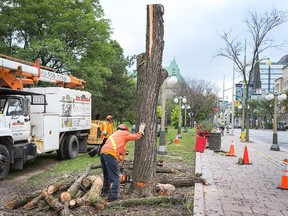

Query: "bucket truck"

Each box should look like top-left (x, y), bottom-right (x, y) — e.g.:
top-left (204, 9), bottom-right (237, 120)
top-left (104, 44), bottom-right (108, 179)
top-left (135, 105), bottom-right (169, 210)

top-left (0, 54), bottom-right (91, 179)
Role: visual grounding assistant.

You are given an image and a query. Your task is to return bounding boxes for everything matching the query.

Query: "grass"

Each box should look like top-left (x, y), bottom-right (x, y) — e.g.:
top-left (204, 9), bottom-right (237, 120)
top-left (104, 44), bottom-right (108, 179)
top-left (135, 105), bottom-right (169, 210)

top-left (23, 125), bottom-right (196, 186)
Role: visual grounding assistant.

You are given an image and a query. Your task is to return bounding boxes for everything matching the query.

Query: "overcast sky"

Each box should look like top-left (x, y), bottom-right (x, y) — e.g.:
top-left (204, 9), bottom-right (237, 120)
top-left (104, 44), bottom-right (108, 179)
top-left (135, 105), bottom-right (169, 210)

top-left (100, 0), bottom-right (288, 101)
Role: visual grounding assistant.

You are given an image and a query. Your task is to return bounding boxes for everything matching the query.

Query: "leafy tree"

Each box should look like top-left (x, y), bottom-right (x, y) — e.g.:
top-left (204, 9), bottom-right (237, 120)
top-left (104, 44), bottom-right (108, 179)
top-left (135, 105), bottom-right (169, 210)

top-left (217, 8), bottom-right (287, 141)
top-left (0, 0), bottom-right (135, 119)
top-left (170, 105), bottom-right (180, 128)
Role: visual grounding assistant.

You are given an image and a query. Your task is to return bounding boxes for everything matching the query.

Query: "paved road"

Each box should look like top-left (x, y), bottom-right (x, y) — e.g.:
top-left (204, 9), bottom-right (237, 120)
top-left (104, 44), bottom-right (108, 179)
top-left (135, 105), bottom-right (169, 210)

top-left (232, 128), bottom-right (288, 151)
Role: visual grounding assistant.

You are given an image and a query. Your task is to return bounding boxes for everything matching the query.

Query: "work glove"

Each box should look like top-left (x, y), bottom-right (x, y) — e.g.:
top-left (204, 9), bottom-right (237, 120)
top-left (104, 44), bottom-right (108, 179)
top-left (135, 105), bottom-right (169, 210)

top-left (139, 123), bottom-right (146, 135)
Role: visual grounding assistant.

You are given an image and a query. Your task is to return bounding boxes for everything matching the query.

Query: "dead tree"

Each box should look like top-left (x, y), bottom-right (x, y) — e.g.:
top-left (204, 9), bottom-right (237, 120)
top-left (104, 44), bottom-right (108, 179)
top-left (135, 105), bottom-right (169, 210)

top-left (132, 4), bottom-right (167, 197)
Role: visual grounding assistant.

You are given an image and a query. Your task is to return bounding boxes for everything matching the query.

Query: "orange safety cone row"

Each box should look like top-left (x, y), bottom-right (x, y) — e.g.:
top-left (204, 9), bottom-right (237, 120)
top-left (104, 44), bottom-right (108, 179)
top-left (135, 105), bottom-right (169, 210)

top-left (242, 145), bottom-right (252, 165)
top-left (174, 134), bottom-right (180, 144)
top-left (226, 141), bottom-right (236, 157)
top-left (278, 163), bottom-right (288, 190)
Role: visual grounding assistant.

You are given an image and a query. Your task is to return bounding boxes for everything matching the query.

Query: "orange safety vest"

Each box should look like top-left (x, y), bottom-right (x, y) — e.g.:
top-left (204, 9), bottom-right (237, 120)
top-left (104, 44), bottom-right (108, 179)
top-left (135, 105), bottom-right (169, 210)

top-left (100, 121), bottom-right (114, 139)
top-left (100, 130), bottom-right (143, 162)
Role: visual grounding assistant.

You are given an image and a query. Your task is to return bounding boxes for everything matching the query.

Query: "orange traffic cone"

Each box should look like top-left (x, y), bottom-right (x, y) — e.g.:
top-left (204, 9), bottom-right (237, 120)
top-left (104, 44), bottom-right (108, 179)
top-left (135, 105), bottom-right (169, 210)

top-left (242, 145), bottom-right (252, 165)
top-left (226, 141), bottom-right (236, 157)
top-left (278, 163), bottom-right (288, 190)
top-left (174, 134), bottom-right (180, 144)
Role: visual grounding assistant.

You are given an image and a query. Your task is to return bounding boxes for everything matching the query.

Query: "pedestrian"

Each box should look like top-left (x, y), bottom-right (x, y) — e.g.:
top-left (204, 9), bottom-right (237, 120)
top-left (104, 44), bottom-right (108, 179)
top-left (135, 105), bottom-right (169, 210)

top-left (88, 115), bottom-right (114, 157)
top-left (100, 123), bottom-right (146, 202)
top-left (220, 121), bottom-right (225, 136)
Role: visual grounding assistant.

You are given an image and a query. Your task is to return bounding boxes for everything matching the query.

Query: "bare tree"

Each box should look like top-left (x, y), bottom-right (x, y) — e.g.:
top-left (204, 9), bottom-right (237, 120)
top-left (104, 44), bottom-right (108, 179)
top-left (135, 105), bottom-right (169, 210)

top-left (217, 8), bottom-right (287, 141)
top-left (178, 78), bottom-right (218, 123)
top-left (132, 4), bottom-right (167, 197)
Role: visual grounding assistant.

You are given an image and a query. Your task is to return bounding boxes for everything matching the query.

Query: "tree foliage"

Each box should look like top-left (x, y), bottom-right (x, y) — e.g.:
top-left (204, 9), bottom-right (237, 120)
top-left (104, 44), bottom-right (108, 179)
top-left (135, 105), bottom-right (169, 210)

top-left (0, 0), bottom-right (135, 119)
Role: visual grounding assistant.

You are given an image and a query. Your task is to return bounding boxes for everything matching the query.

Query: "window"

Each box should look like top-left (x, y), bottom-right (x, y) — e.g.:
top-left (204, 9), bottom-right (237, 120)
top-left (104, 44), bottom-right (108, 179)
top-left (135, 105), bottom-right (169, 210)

top-left (7, 98), bottom-right (23, 115)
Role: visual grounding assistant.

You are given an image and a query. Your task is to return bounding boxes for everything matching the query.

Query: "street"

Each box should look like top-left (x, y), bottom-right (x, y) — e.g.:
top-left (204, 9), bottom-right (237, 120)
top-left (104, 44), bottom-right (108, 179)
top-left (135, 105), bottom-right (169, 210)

top-left (230, 128), bottom-right (288, 152)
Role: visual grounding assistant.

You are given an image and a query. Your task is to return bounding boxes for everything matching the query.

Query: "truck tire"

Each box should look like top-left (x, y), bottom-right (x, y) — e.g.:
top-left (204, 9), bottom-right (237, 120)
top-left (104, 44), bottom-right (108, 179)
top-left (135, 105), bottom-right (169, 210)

top-left (64, 135), bottom-right (79, 159)
top-left (57, 137), bottom-right (67, 160)
top-left (0, 145), bottom-right (10, 180)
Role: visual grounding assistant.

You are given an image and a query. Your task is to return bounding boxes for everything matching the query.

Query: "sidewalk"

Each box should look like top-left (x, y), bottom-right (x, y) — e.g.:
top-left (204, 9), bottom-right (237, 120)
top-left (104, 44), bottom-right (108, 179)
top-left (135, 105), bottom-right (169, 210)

top-left (193, 131), bottom-right (288, 216)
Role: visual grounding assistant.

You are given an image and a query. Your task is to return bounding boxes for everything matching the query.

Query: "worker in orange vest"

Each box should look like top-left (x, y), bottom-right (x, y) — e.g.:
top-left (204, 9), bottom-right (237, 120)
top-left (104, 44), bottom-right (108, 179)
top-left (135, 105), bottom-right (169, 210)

top-left (88, 115), bottom-right (114, 157)
top-left (98, 115), bottom-right (114, 155)
top-left (100, 123), bottom-right (146, 202)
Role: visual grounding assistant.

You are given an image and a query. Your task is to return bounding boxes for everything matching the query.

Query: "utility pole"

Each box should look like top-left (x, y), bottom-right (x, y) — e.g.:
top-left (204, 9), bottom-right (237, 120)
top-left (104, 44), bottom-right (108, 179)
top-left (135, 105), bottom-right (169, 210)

top-left (231, 63), bottom-right (235, 135)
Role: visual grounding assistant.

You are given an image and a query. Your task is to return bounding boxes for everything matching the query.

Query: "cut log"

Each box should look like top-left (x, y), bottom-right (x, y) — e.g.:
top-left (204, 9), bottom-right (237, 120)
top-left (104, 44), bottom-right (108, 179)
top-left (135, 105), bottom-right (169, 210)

top-left (47, 176), bottom-right (75, 194)
top-left (157, 175), bottom-right (208, 187)
top-left (4, 189), bottom-right (42, 209)
top-left (59, 192), bottom-right (72, 203)
top-left (107, 195), bottom-right (186, 207)
top-left (69, 193), bottom-right (88, 209)
top-left (23, 194), bottom-right (43, 210)
top-left (86, 175), bottom-right (103, 203)
top-left (41, 189), bottom-right (73, 216)
top-left (156, 183), bottom-right (175, 196)
top-left (156, 167), bottom-right (175, 173)
top-left (81, 175), bottom-right (97, 190)
top-left (62, 163), bottom-right (92, 199)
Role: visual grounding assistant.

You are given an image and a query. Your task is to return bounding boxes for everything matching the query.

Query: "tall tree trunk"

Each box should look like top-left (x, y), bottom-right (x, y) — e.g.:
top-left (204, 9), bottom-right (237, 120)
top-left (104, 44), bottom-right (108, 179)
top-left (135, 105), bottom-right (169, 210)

top-left (132, 4), bottom-right (167, 197)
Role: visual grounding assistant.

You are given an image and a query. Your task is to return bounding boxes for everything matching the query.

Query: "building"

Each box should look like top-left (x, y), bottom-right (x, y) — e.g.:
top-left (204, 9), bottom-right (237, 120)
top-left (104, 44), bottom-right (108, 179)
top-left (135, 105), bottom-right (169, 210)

top-left (163, 57), bottom-right (184, 83)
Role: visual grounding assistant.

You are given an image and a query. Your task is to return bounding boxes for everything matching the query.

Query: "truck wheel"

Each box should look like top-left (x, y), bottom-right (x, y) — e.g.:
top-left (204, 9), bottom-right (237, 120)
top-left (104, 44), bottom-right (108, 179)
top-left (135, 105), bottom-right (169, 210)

top-left (64, 135), bottom-right (79, 159)
top-left (0, 145), bottom-right (10, 180)
top-left (57, 137), bottom-right (67, 160)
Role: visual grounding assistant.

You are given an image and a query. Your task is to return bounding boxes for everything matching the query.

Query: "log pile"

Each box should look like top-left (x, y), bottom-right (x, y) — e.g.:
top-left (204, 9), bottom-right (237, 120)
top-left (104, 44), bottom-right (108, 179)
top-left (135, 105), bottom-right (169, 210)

top-left (4, 164), bottom-right (107, 216)
top-left (4, 160), bottom-right (208, 215)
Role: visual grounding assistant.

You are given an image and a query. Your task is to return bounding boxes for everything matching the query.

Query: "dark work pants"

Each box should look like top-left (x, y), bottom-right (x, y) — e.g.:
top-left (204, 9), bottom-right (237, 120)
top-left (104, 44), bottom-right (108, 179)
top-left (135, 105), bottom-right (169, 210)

top-left (100, 153), bottom-right (120, 200)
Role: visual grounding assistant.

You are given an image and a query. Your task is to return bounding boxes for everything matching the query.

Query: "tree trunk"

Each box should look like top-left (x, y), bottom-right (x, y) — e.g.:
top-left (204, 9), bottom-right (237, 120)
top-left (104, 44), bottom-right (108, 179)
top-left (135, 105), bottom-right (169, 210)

top-left (133, 4), bottom-right (167, 198)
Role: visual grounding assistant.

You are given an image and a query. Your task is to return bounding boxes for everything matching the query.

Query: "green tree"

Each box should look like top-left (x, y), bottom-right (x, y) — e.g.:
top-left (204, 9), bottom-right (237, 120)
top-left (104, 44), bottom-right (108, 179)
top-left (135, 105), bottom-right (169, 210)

top-left (0, 0), bottom-right (135, 119)
top-left (171, 106), bottom-right (180, 128)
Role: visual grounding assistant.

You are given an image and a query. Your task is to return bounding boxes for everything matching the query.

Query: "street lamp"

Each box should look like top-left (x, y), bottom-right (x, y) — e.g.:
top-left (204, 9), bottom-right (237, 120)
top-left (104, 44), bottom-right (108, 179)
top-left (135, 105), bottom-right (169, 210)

top-left (174, 96), bottom-right (187, 138)
top-left (266, 58), bottom-right (272, 93)
top-left (265, 91), bottom-right (287, 151)
top-left (157, 75), bottom-right (178, 155)
top-left (181, 104), bottom-right (191, 133)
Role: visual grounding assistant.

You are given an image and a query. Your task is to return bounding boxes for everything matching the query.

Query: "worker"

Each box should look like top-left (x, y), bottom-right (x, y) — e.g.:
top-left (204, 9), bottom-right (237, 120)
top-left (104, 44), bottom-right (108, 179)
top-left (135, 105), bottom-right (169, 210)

top-left (98, 115), bottom-right (114, 156)
top-left (100, 123), bottom-right (146, 202)
top-left (88, 115), bottom-right (114, 157)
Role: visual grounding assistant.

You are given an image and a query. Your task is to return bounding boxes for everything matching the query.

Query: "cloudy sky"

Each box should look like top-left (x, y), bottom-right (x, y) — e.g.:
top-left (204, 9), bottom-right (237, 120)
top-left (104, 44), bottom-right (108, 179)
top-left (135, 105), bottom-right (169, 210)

top-left (100, 0), bottom-right (288, 100)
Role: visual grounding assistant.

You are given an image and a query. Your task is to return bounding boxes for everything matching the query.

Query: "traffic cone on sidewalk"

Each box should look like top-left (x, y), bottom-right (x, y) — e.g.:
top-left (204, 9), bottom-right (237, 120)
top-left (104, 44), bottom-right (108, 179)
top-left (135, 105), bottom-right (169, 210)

top-left (242, 145), bottom-right (252, 165)
top-left (226, 141), bottom-right (236, 157)
top-left (174, 134), bottom-right (180, 144)
top-left (278, 163), bottom-right (288, 190)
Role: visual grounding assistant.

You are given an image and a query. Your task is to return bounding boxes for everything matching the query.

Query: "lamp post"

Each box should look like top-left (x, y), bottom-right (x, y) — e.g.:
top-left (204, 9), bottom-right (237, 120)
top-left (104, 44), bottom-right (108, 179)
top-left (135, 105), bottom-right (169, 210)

top-left (157, 75), bottom-right (178, 155)
top-left (181, 104), bottom-right (190, 133)
top-left (265, 92), bottom-right (287, 151)
top-left (174, 96), bottom-right (187, 138)
top-left (266, 58), bottom-right (272, 93)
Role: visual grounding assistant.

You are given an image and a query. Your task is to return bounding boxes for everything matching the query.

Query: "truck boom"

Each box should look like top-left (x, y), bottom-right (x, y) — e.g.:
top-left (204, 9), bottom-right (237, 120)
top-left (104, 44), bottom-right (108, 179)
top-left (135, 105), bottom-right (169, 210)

top-left (0, 54), bottom-right (86, 90)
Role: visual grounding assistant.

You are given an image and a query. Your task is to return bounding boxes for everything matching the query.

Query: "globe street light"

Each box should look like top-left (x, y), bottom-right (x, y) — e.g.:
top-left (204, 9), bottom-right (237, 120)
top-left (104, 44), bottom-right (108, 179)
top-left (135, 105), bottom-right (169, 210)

top-left (181, 104), bottom-right (190, 133)
top-left (265, 91), bottom-right (287, 151)
top-left (174, 96), bottom-right (187, 138)
top-left (157, 75), bottom-right (178, 155)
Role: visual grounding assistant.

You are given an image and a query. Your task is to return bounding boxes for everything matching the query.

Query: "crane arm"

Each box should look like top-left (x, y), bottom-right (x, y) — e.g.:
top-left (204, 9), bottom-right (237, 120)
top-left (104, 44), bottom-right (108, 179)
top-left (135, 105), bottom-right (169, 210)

top-left (0, 54), bottom-right (86, 90)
